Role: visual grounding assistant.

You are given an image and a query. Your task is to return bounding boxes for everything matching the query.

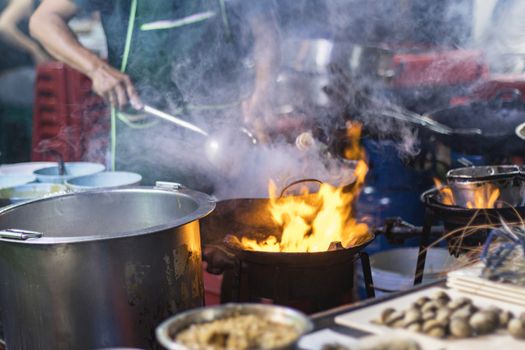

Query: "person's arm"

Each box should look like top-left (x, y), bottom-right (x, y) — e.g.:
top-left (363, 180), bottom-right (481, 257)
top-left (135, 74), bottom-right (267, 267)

top-left (250, 13), bottom-right (280, 104)
top-left (0, 0), bottom-right (49, 64)
top-left (242, 4), bottom-right (280, 142)
top-left (29, 0), bottom-right (142, 109)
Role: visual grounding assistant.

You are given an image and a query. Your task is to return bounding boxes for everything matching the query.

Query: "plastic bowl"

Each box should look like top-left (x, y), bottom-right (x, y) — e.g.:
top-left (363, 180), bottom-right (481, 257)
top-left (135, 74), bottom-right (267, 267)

top-left (0, 174), bottom-right (36, 190)
top-left (0, 162), bottom-right (56, 175)
top-left (65, 171), bottom-right (142, 190)
top-left (34, 162), bottom-right (105, 183)
top-left (0, 183), bottom-right (67, 205)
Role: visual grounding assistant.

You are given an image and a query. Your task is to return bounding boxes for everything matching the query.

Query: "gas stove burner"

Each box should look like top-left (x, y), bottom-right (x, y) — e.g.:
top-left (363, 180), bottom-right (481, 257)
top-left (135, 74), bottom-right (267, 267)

top-left (423, 188), bottom-right (525, 234)
top-left (200, 193), bottom-right (376, 313)
top-left (413, 187), bottom-right (525, 286)
top-left (222, 233), bottom-right (375, 313)
top-left (224, 232), bottom-right (375, 264)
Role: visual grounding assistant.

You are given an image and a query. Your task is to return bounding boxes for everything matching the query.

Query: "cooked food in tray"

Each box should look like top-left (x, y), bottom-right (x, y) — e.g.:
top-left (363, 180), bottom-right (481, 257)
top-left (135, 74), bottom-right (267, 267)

top-left (373, 290), bottom-right (525, 340)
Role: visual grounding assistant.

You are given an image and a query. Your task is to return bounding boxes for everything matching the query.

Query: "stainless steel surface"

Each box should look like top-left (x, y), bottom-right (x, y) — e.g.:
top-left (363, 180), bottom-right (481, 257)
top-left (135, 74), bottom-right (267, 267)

top-left (0, 183), bottom-right (67, 207)
top-left (277, 39), bottom-right (396, 110)
top-left (446, 165), bottom-right (524, 207)
top-left (280, 38), bottom-right (393, 78)
top-left (156, 303), bottom-right (313, 350)
top-left (380, 107), bottom-right (482, 136)
top-left (447, 165), bottom-right (521, 182)
top-left (143, 105), bottom-right (209, 136)
top-left (0, 184), bottom-right (215, 350)
top-left (0, 228), bottom-right (43, 240)
top-left (140, 11), bottom-right (216, 31)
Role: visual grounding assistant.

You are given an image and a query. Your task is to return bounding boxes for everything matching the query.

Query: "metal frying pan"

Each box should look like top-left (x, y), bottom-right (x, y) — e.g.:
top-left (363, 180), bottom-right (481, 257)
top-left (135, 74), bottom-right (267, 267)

top-left (424, 89), bottom-right (525, 155)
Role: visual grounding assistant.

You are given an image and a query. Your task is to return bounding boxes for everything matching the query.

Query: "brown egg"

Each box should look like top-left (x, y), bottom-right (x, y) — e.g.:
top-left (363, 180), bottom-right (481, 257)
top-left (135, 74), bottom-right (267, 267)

top-left (508, 318), bottom-right (525, 339)
top-left (449, 317), bottom-right (473, 338)
top-left (469, 311), bottom-right (498, 335)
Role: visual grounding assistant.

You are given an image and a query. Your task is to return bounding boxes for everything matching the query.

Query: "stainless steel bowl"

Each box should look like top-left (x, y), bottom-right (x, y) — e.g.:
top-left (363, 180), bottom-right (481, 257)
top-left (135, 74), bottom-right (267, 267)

top-left (156, 303), bottom-right (313, 350)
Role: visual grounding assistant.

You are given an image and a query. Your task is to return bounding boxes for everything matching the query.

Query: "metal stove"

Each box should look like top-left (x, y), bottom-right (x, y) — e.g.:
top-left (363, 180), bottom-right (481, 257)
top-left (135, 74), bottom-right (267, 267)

top-left (222, 237), bottom-right (375, 314)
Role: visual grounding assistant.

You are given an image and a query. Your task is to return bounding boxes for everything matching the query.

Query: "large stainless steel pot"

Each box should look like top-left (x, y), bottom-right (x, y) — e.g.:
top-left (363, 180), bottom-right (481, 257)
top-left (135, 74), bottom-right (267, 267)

top-left (0, 182), bottom-right (215, 350)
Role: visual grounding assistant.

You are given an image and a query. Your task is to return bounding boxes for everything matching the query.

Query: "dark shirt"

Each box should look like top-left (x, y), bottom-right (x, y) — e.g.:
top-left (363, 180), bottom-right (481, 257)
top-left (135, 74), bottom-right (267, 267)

top-left (74, 0), bottom-right (268, 106)
top-left (0, 0), bottom-right (33, 72)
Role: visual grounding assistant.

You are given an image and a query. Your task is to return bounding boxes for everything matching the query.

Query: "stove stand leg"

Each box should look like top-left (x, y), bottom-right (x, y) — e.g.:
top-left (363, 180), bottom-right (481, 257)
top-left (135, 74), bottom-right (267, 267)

top-left (414, 208), bottom-right (433, 285)
top-left (359, 251), bottom-right (375, 298)
top-left (231, 260), bottom-right (242, 302)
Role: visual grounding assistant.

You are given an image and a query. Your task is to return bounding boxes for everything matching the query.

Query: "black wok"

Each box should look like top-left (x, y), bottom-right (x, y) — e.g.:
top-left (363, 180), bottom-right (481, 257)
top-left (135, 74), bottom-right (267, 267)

top-left (200, 177), bottom-right (360, 274)
top-left (424, 90), bottom-right (525, 155)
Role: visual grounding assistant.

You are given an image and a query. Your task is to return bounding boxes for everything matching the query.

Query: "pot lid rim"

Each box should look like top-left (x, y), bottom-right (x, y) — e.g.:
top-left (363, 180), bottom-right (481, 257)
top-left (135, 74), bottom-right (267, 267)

top-left (0, 186), bottom-right (216, 244)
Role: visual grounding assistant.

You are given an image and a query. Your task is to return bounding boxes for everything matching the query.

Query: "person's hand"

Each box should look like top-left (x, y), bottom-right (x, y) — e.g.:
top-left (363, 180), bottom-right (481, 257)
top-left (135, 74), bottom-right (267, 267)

top-left (88, 63), bottom-right (143, 110)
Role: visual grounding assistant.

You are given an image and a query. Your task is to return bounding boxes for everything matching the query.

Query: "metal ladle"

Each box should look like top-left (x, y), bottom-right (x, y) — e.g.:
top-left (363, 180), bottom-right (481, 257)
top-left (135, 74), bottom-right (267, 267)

top-left (142, 105), bottom-right (209, 136)
top-left (141, 105), bottom-right (258, 172)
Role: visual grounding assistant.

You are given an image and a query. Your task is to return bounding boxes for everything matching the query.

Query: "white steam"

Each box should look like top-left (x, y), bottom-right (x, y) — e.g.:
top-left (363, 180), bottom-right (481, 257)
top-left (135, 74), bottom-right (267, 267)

top-left (76, 0), bottom-right (524, 197)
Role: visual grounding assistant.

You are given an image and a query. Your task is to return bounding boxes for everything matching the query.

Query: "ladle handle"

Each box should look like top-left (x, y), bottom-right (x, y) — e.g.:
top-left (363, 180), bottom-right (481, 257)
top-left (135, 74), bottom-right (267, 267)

top-left (279, 178), bottom-right (323, 198)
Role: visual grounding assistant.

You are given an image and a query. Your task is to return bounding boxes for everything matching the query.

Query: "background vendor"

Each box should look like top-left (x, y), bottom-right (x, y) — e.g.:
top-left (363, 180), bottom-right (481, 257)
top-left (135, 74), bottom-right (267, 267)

top-left (30, 0), bottom-right (279, 191)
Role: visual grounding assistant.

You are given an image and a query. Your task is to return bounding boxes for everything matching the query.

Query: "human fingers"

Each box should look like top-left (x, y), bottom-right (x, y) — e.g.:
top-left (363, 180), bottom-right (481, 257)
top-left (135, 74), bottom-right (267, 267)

top-left (114, 82), bottom-right (128, 110)
top-left (105, 90), bottom-right (118, 108)
top-left (121, 75), bottom-right (143, 110)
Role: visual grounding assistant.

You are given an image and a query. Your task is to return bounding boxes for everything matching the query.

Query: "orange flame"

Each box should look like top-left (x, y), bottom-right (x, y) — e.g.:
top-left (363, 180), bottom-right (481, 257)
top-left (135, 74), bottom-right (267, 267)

top-left (434, 178), bottom-right (500, 209)
top-left (465, 184), bottom-right (500, 209)
top-left (344, 121), bottom-right (365, 161)
top-left (240, 179), bottom-right (370, 252)
top-left (434, 178), bottom-right (455, 206)
top-left (239, 122), bottom-right (370, 253)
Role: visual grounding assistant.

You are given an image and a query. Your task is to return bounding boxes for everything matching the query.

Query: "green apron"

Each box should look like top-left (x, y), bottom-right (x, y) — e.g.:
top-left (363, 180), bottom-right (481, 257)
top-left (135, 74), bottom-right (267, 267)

top-left (109, 0), bottom-right (254, 188)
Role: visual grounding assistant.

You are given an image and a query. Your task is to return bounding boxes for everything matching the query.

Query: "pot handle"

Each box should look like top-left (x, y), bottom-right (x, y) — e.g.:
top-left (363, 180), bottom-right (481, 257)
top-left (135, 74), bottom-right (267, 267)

top-left (155, 181), bottom-right (183, 191)
top-left (279, 178), bottom-right (323, 198)
top-left (0, 229), bottom-right (43, 240)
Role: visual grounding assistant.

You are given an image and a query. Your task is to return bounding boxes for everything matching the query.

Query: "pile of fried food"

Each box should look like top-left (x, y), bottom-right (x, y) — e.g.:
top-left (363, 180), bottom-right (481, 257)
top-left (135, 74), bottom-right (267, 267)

top-left (373, 290), bottom-right (525, 340)
top-left (174, 314), bottom-right (300, 350)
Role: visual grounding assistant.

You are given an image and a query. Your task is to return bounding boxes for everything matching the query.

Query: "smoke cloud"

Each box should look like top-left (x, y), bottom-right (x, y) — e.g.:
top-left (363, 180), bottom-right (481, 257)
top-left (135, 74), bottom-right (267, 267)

top-left (78, 0), bottom-right (523, 198)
